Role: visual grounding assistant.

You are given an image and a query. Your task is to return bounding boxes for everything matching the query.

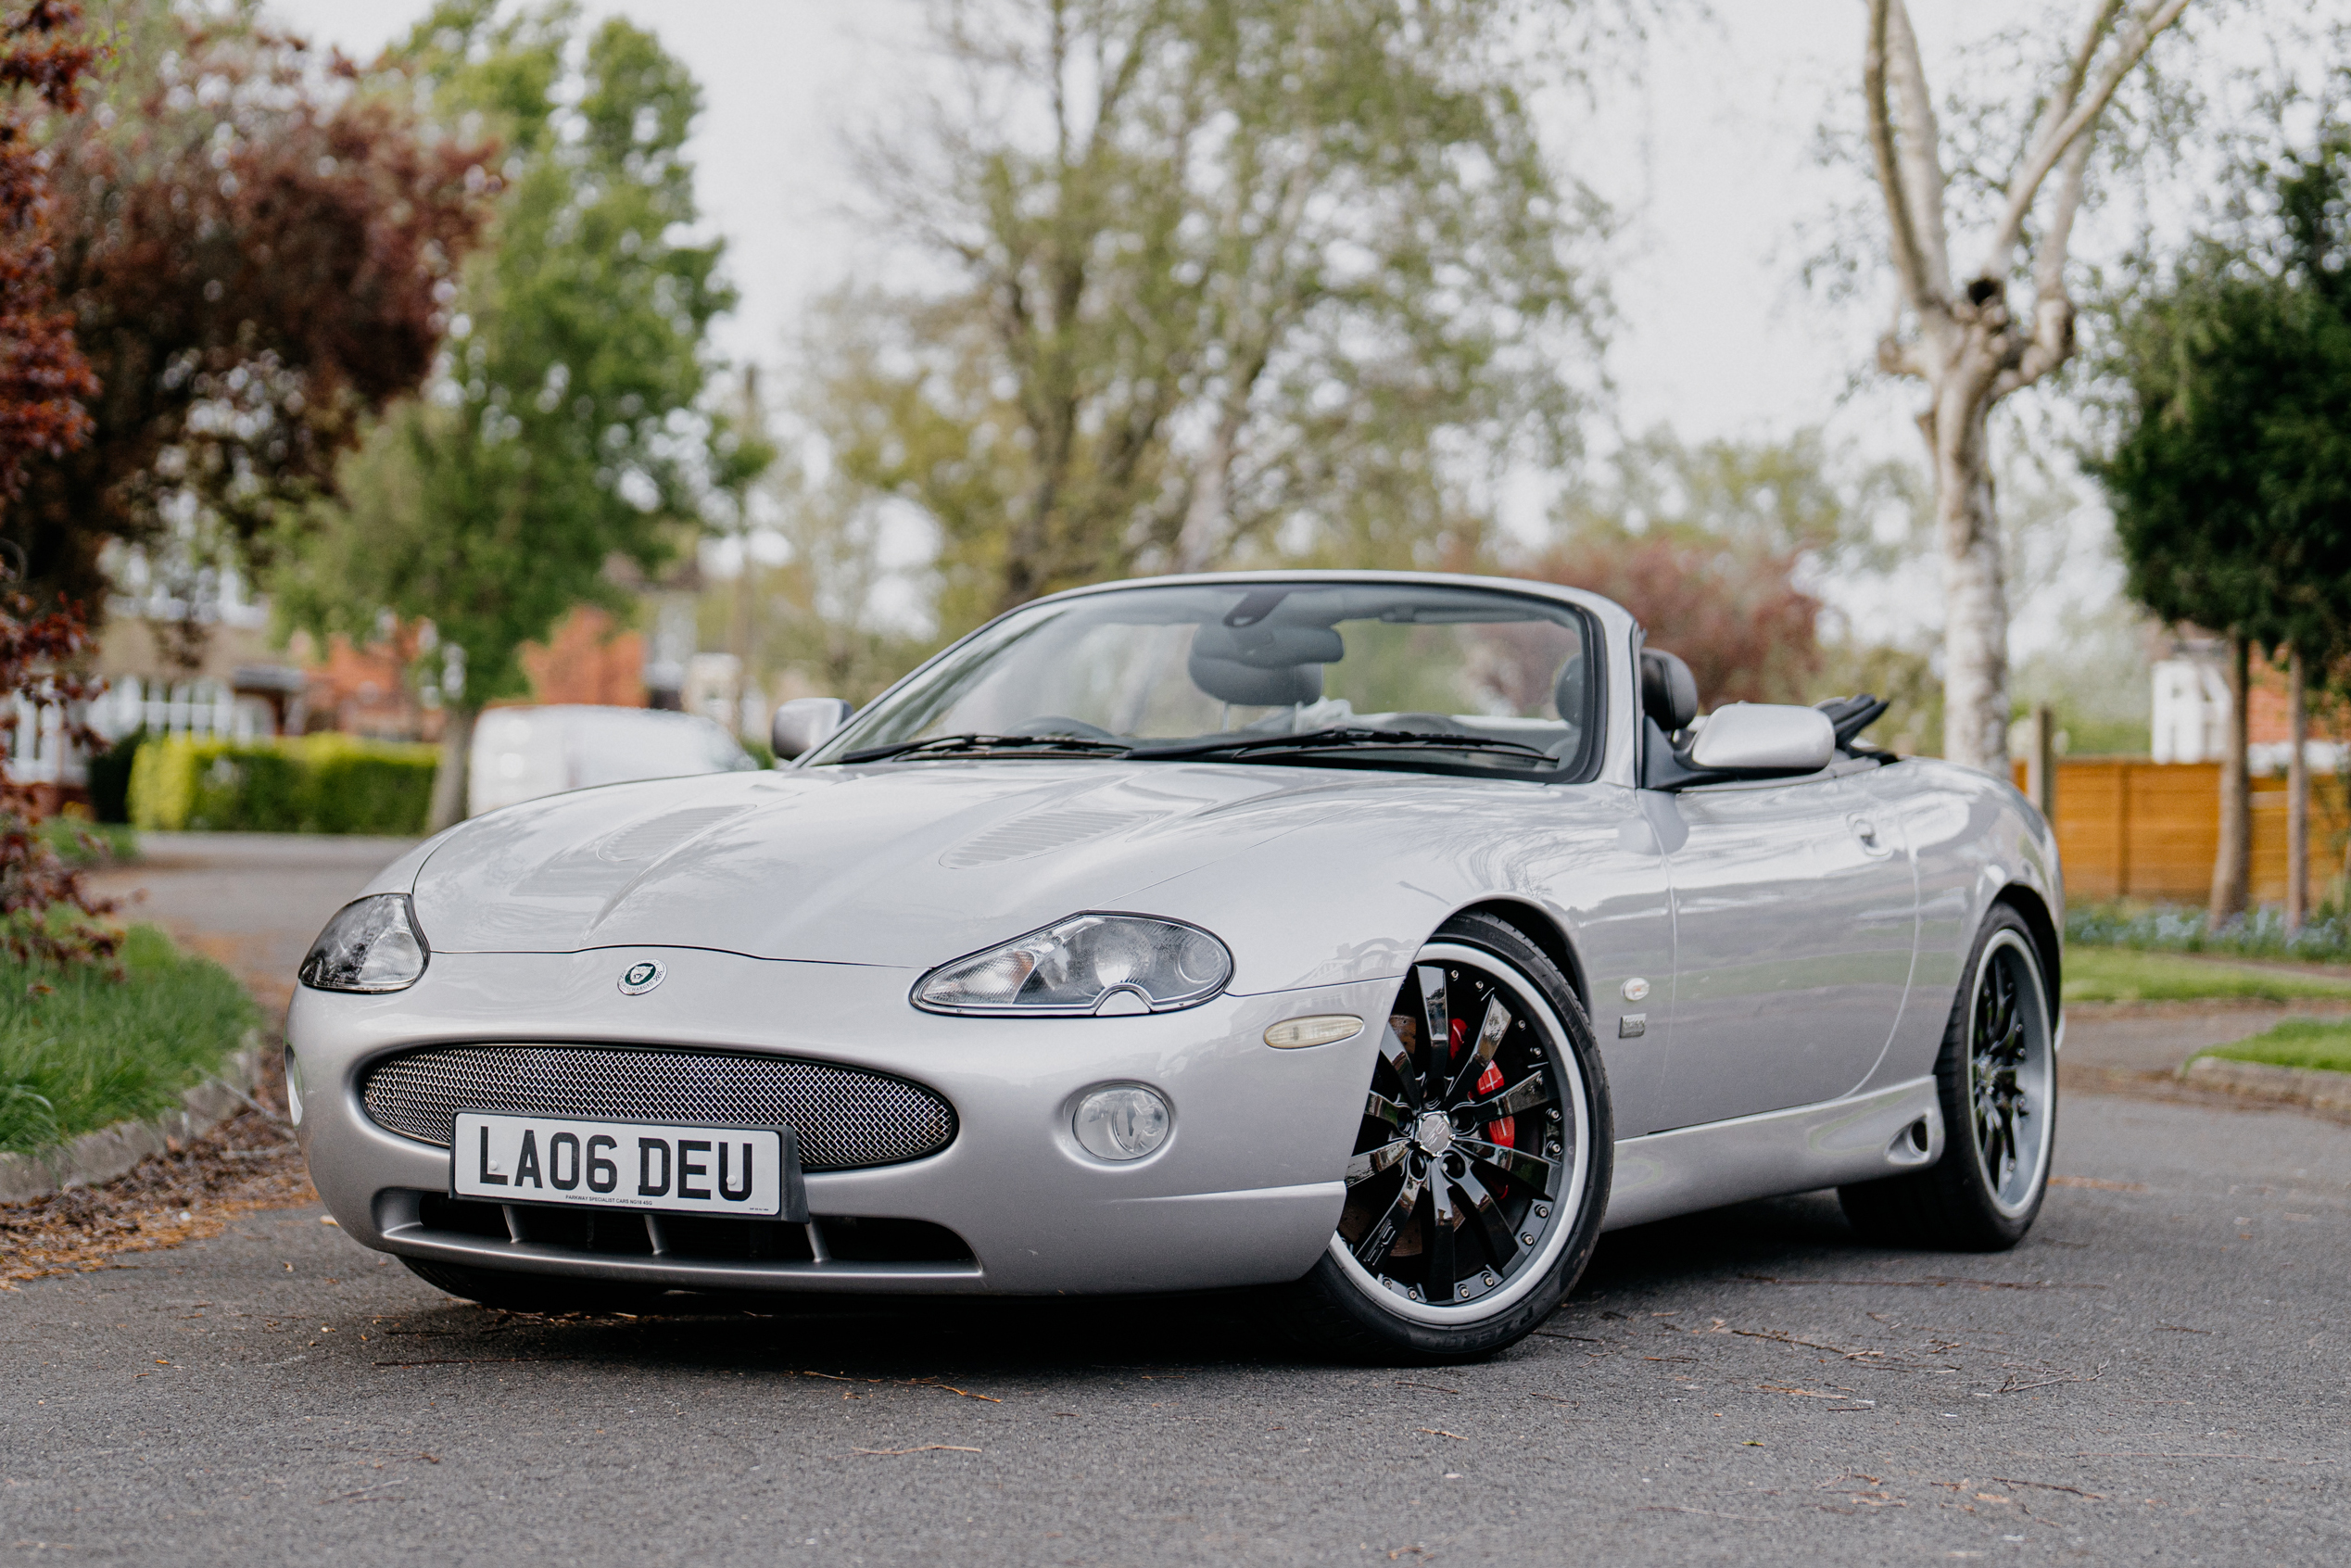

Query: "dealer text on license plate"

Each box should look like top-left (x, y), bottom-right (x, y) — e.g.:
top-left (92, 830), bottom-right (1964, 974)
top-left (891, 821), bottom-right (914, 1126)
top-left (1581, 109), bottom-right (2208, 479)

top-left (453, 1112), bottom-right (788, 1218)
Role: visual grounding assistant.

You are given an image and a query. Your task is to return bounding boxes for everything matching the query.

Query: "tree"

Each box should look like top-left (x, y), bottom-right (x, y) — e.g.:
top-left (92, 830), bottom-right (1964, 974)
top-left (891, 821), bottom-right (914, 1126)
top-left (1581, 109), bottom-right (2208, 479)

top-left (2094, 135), bottom-right (2351, 924)
top-left (1518, 428), bottom-right (1868, 708)
top-left (272, 2), bottom-right (737, 829)
top-left (842, 0), bottom-right (1601, 631)
top-left (0, 0), bottom-right (96, 512)
top-left (1860, 0), bottom-right (2193, 772)
top-left (12, 5), bottom-right (496, 623)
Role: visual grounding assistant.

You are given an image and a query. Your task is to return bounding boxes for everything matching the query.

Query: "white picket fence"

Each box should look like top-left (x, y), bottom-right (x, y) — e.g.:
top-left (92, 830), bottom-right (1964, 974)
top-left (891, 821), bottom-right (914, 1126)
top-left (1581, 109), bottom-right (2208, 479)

top-left (3, 677), bottom-right (266, 788)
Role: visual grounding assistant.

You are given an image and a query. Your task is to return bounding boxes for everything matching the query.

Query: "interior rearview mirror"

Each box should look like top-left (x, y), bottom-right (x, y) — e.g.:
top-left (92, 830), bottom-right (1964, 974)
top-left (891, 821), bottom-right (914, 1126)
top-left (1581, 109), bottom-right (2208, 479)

top-left (1685, 702), bottom-right (1836, 775)
top-left (772, 697), bottom-right (853, 762)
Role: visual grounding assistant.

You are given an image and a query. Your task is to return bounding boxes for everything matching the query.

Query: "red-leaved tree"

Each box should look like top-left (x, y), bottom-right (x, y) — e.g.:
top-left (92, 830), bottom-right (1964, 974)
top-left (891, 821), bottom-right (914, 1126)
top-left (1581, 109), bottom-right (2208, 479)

top-left (0, 1), bottom-right (96, 505)
top-left (9, 14), bottom-right (497, 609)
top-left (1519, 531), bottom-right (1826, 709)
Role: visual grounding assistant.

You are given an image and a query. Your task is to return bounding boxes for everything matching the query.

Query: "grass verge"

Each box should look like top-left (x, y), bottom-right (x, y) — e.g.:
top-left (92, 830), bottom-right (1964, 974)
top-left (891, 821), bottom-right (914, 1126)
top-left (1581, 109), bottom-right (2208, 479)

top-left (0, 924), bottom-right (261, 1155)
top-left (2061, 946), bottom-right (2351, 1004)
top-left (2198, 1018), bottom-right (2351, 1075)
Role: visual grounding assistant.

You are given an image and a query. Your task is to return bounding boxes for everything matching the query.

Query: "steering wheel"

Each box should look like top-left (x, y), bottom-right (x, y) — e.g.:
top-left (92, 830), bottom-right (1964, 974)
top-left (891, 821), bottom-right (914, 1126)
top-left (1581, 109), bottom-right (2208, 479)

top-left (1008, 715), bottom-right (1120, 741)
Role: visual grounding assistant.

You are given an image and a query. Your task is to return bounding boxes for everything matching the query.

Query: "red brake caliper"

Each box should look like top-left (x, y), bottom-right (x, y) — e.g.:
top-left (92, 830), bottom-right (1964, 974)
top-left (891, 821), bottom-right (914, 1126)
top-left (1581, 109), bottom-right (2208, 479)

top-left (1450, 1018), bottom-right (1514, 1197)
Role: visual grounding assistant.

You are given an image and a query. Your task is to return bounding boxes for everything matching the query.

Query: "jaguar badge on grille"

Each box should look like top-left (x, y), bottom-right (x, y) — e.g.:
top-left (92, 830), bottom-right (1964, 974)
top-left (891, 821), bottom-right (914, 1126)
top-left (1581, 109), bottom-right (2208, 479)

top-left (617, 959), bottom-right (665, 995)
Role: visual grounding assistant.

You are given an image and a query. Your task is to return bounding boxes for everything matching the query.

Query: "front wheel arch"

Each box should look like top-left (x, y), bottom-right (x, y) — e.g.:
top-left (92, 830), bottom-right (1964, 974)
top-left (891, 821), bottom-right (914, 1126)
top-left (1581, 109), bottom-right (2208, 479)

top-left (1452, 897), bottom-right (1591, 1018)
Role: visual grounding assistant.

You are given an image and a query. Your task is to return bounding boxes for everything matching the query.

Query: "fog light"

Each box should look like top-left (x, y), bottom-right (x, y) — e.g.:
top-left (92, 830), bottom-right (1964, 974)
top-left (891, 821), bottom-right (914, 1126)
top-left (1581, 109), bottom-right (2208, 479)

top-left (1073, 1086), bottom-right (1169, 1161)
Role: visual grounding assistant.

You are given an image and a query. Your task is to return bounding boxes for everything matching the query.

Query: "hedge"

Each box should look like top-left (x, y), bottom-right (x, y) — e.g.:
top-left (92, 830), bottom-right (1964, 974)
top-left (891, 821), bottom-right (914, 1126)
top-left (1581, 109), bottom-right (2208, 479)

top-left (127, 734), bottom-right (440, 835)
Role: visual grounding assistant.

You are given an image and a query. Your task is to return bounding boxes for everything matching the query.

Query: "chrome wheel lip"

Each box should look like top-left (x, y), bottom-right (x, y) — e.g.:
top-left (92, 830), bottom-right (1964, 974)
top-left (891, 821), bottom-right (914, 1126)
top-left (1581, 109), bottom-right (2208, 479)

top-left (1327, 939), bottom-right (1593, 1328)
top-left (1965, 928), bottom-right (2054, 1219)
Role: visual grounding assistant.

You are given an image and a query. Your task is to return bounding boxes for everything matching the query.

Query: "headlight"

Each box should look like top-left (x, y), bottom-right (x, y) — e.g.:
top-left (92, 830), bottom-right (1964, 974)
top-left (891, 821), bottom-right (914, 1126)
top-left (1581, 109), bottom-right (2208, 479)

top-left (298, 894), bottom-right (430, 993)
top-left (914, 913), bottom-right (1232, 1016)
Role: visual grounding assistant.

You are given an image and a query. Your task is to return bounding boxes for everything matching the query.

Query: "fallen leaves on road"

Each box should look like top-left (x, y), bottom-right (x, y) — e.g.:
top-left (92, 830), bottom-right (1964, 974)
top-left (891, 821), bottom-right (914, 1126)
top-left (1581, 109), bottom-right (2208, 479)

top-left (793, 1370), bottom-right (1003, 1402)
top-left (0, 1099), bottom-right (315, 1283)
top-left (852, 1446), bottom-right (980, 1456)
top-left (1989, 1476), bottom-right (2104, 1498)
top-left (1415, 1428), bottom-right (1469, 1440)
top-left (2049, 1175), bottom-right (2148, 1192)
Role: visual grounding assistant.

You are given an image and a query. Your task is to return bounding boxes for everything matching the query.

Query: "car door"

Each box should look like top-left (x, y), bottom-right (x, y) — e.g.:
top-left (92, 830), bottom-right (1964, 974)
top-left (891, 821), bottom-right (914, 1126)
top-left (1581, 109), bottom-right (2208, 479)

top-left (1647, 766), bottom-right (1918, 1129)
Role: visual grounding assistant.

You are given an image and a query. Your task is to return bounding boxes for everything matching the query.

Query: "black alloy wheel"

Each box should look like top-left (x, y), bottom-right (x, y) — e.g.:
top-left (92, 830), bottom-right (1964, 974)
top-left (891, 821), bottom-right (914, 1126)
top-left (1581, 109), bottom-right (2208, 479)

top-left (1283, 911), bottom-right (1612, 1363)
top-left (1841, 904), bottom-right (2056, 1251)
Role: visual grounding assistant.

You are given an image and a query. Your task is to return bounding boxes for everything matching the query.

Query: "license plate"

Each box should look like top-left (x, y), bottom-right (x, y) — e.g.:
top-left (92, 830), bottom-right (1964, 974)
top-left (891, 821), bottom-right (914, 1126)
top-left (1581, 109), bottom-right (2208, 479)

top-left (453, 1112), bottom-right (797, 1220)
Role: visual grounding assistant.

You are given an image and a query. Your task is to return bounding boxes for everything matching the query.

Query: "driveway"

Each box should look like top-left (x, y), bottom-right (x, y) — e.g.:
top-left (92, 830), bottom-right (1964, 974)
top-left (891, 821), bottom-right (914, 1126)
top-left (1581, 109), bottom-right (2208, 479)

top-left (85, 832), bottom-right (420, 1018)
top-left (2, 1093), bottom-right (2343, 1565)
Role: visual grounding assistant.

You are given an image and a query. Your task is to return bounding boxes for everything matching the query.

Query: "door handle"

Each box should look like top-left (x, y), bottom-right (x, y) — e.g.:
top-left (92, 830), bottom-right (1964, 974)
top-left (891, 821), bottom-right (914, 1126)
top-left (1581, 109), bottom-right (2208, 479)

top-left (1850, 816), bottom-right (1890, 854)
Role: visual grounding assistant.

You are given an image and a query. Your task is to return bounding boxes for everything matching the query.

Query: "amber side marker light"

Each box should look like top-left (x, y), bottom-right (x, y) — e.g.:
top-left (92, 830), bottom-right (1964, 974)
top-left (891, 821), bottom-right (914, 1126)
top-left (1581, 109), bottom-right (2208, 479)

top-left (1263, 1015), bottom-right (1365, 1049)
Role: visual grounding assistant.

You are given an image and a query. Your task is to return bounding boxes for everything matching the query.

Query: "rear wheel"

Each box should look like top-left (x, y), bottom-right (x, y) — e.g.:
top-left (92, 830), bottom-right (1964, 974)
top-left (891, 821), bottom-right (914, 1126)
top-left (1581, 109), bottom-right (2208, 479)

top-left (1840, 904), bottom-right (2055, 1251)
top-left (400, 1257), bottom-right (668, 1315)
top-left (1282, 911), bottom-right (1612, 1363)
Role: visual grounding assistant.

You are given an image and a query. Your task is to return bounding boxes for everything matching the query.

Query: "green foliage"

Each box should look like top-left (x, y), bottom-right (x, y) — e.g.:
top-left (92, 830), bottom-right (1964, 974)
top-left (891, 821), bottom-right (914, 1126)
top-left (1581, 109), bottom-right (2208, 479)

top-left (127, 735), bottom-right (438, 835)
top-left (2093, 133), bottom-right (2351, 668)
top-left (0, 924), bottom-right (260, 1155)
top-left (35, 817), bottom-right (135, 867)
top-left (272, 1), bottom-right (739, 708)
top-left (2199, 1018), bottom-right (2351, 1076)
top-left (2061, 946), bottom-right (2351, 1004)
top-left (820, 0), bottom-right (1605, 630)
top-left (2067, 900), bottom-right (2351, 965)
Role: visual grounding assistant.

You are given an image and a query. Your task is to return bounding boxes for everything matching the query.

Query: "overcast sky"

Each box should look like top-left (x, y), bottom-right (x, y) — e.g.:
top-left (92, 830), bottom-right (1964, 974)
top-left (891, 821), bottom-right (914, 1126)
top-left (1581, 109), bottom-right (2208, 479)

top-left (262, 1), bottom-right (1908, 440)
top-left (259, 0), bottom-right (2141, 656)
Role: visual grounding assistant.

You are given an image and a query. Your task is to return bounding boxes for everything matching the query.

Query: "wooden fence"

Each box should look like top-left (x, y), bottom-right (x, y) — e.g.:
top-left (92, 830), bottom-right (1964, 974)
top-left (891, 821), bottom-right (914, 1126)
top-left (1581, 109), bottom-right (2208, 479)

top-left (2012, 758), bottom-right (2351, 904)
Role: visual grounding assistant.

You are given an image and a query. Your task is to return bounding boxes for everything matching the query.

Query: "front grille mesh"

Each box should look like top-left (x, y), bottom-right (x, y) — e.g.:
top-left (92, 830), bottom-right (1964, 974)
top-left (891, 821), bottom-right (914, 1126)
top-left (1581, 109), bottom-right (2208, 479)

top-left (360, 1044), bottom-right (957, 1170)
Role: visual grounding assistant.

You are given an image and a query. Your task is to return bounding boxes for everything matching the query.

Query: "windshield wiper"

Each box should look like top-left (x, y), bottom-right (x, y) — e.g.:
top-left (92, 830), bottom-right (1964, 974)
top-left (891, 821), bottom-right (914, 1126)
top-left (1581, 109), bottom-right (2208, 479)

top-left (836, 732), bottom-right (1135, 765)
top-left (1128, 727), bottom-right (1555, 765)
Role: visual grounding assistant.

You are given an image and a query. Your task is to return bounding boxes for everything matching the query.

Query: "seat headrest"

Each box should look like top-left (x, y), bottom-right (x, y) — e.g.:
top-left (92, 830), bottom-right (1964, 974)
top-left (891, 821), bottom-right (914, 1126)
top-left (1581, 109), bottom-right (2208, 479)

top-left (1552, 653), bottom-right (1586, 723)
top-left (1640, 648), bottom-right (1698, 731)
top-left (1187, 651), bottom-right (1323, 708)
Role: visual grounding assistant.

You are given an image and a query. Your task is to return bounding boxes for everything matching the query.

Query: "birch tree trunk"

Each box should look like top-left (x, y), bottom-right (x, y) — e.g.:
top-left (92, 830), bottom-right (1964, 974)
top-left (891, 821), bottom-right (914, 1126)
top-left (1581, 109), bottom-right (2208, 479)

top-left (2209, 633), bottom-right (2249, 924)
top-left (1863, 0), bottom-right (2193, 771)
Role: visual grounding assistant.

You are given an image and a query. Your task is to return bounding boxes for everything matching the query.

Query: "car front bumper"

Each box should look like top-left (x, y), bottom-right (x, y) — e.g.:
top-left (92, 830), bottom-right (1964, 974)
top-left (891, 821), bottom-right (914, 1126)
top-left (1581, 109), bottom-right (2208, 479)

top-left (289, 947), bottom-right (1389, 1296)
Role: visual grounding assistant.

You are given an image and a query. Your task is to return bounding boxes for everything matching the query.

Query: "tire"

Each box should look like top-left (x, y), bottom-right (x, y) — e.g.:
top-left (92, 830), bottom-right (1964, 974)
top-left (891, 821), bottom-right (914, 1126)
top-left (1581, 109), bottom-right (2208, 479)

top-left (400, 1257), bottom-right (669, 1315)
top-left (1840, 904), bottom-right (2056, 1251)
top-left (1280, 911), bottom-right (1613, 1364)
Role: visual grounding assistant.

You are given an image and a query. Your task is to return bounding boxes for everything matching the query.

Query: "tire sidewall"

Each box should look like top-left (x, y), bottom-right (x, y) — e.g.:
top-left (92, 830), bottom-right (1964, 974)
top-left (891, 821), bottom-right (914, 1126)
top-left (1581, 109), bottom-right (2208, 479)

top-left (1932, 906), bottom-right (2056, 1246)
top-left (1297, 911), bottom-right (1614, 1362)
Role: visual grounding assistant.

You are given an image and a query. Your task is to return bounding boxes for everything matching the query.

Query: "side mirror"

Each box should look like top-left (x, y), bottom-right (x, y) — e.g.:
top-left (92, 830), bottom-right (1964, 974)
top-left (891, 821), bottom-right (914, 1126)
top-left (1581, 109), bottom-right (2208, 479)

top-left (772, 697), bottom-right (853, 762)
top-left (1685, 702), bottom-right (1835, 775)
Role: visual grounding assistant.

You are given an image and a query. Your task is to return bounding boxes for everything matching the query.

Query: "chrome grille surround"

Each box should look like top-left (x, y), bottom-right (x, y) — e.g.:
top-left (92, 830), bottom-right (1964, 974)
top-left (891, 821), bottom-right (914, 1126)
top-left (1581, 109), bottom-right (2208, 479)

top-left (359, 1043), bottom-right (957, 1171)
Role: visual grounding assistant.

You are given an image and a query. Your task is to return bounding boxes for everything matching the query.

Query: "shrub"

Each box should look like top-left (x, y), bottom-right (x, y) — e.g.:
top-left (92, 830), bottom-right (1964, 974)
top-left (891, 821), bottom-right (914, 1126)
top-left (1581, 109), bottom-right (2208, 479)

top-left (128, 734), bottom-right (439, 835)
top-left (2066, 901), bottom-right (2351, 965)
top-left (84, 729), bottom-right (142, 822)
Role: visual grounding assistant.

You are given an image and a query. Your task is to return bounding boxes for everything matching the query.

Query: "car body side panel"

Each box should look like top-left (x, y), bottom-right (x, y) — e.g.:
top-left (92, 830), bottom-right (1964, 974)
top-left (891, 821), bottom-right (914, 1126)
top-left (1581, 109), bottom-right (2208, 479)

top-left (1852, 759), bottom-right (2063, 1095)
top-left (1647, 769), bottom-right (1918, 1128)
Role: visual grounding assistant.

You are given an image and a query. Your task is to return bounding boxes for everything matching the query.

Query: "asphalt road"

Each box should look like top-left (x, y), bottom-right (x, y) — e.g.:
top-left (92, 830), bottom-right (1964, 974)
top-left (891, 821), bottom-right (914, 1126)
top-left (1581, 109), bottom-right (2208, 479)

top-left (9, 833), bottom-right (2345, 1563)
top-left (4, 1092), bottom-right (2343, 1566)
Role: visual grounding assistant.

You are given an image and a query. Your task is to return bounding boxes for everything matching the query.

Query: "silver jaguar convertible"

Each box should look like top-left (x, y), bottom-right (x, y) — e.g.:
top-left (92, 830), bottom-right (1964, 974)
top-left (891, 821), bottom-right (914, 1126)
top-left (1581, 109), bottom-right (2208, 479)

top-left (290, 571), bottom-right (2062, 1361)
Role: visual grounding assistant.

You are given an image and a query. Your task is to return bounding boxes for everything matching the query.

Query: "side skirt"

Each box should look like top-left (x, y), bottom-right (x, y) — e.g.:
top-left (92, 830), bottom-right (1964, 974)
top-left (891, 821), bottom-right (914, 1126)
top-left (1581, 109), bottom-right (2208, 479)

top-left (1601, 1077), bottom-right (1943, 1233)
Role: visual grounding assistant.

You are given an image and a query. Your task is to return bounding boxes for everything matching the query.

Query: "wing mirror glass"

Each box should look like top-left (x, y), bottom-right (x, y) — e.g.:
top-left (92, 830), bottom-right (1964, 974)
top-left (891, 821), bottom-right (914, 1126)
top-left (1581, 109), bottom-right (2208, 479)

top-left (1685, 702), bottom-right (1836, 774)
top-left (772, 697), bottom-right (853, 762)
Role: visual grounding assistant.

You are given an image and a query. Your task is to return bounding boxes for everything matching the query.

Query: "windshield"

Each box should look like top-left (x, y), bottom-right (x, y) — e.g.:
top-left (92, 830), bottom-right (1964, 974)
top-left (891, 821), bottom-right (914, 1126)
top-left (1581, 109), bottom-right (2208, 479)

top-left (807, 581), bottom-right (1601, 780)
